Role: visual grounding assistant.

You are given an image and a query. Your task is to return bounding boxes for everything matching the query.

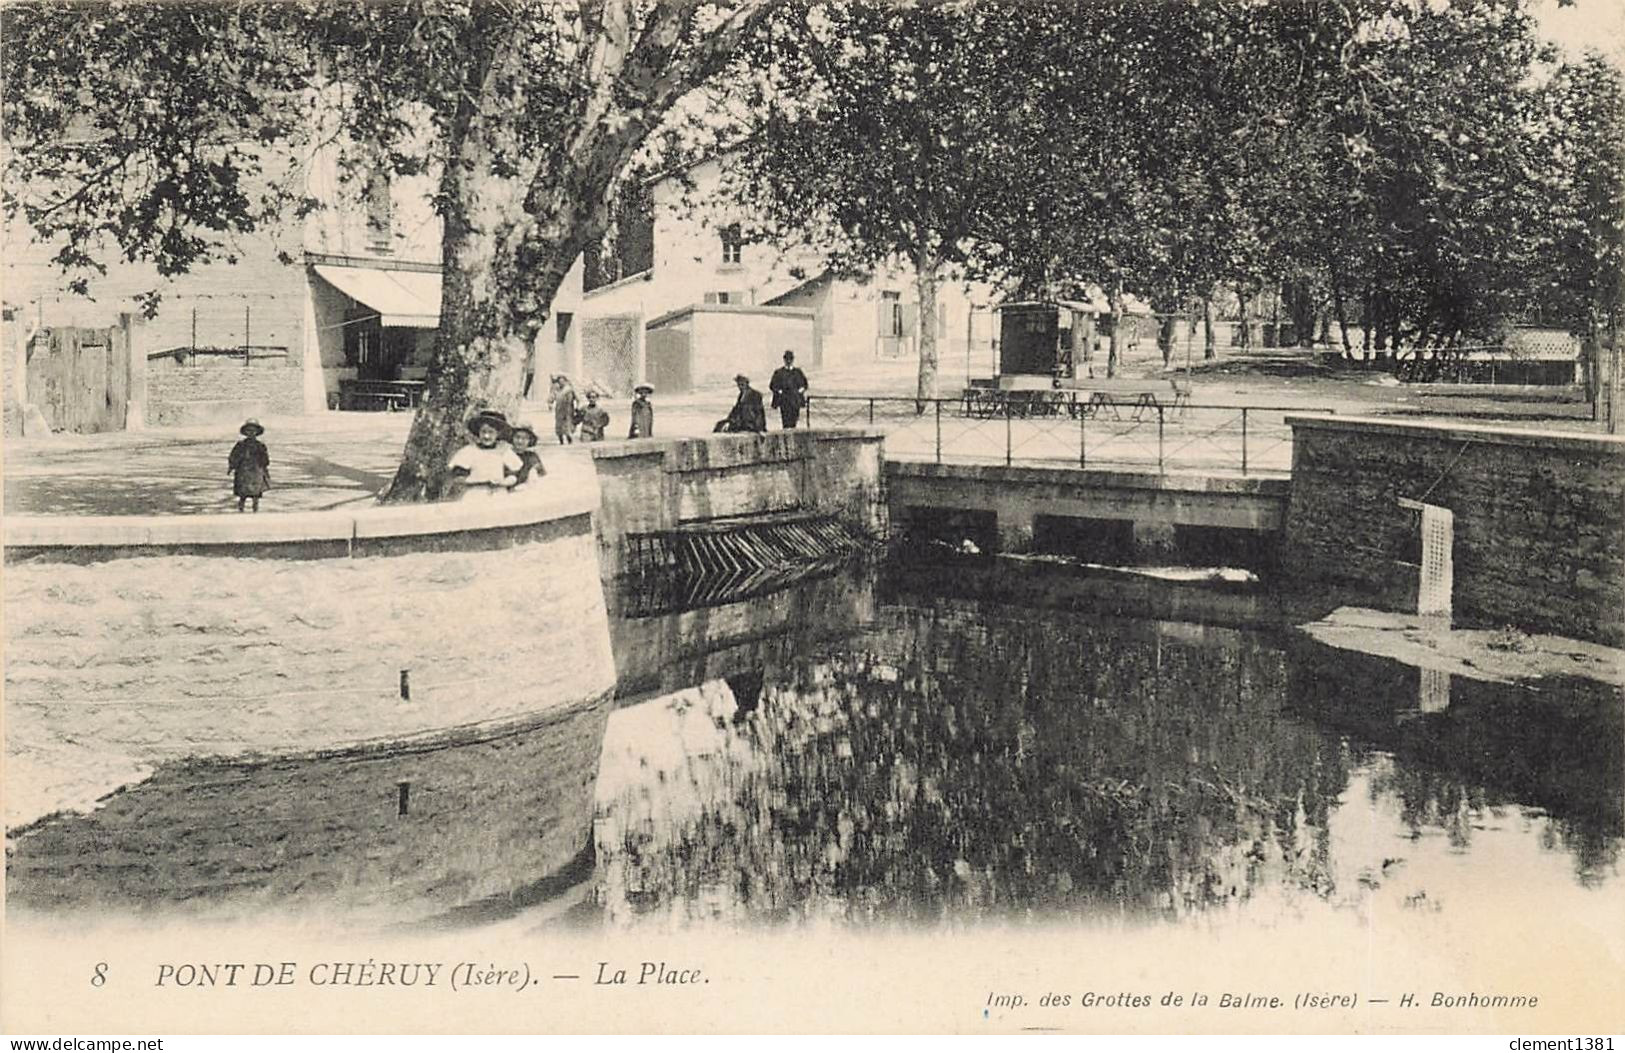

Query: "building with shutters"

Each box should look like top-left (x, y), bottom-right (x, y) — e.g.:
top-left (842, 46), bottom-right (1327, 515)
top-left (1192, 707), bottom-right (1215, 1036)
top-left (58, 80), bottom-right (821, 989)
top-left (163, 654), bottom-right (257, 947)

top-left (575, 154), bottom-right (1000, 394)
top-left (4, 118), bottom-right (586, 428)
top-left (5, 136), bottom-right (999, 431)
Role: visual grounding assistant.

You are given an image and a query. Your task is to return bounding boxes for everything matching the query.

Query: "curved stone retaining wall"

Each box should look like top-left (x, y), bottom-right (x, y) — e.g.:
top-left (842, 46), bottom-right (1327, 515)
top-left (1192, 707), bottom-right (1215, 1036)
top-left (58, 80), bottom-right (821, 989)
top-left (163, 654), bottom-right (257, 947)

top-left (4, 486), bottom-right (617, 927)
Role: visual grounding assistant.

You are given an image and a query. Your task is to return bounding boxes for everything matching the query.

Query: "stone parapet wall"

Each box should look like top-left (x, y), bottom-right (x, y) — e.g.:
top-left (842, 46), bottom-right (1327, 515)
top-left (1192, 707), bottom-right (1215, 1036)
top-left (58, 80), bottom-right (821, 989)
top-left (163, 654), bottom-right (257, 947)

top-left (4, 486), bottom-right (617, 926)
top-left (590, 428), bottom-right (886, 579)
top-left (809, 431), bottom-right (888, 539)
top-left (885, 462), bottom-right (1290, 556)
top-left (146, 362), bottom-right (307, 426)
top-left (1282, 415), bottom-right (1625, 646)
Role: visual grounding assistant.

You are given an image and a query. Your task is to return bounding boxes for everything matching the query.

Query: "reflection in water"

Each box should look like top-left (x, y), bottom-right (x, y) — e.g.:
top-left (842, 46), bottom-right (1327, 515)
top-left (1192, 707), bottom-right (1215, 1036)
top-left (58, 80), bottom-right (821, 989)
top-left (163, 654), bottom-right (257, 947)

top-left (6, 560), bottom-right (1617, 935)
top-left (593, 565), bottom-right (1622, 929)
top-left (1285, 633), bottom-right (1623, 888)
top-left (6, 698), bottom-right (612, 929)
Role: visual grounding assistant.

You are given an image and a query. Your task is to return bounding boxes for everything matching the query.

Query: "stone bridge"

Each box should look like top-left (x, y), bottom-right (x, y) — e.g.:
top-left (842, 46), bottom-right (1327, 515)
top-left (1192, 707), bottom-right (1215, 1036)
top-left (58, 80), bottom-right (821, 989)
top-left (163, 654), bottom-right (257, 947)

top-left (886, 460), bottom-right (1290, 566)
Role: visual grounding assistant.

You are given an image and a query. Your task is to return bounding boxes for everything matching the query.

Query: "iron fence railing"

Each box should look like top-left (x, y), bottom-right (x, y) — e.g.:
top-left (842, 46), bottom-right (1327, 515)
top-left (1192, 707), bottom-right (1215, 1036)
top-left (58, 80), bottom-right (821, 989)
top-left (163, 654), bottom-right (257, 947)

top-left (804, 394), bottom-right (1335, 474)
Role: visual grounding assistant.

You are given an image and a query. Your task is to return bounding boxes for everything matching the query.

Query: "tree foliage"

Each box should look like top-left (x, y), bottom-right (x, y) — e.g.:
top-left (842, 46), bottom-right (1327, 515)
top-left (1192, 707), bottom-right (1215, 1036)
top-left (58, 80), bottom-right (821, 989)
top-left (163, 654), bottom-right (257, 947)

top-left (5, 0), bottom-right (1621, 467)
top-left (723, 0), bottom-right (1623, 378)
top-left (718, 2), bottom-right (1022, 398)
top-left (4, 0), bottom-right (776, 499)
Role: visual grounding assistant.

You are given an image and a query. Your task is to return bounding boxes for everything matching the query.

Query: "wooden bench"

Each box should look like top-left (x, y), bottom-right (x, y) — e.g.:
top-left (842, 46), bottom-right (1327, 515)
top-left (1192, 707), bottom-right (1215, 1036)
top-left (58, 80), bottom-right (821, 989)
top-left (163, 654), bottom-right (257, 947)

top-left (344, 390), bottom-right (409, 412)
top-left (961, 387), bottom-right (1073, 419)
top-left (340, 379), bottom-right (425, 412)
top-left (1070, 377), bottom-right (1192, 421)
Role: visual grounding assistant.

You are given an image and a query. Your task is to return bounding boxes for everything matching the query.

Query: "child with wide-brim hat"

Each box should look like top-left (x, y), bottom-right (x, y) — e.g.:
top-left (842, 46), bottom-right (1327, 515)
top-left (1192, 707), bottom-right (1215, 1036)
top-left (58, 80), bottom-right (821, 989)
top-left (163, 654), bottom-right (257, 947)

top-left (509, 422), bottom-right (547, 487)
top-left (228, 419), bottom-right (270, 512)
top-left (447, 408), bottom-right (521, 497)
top-left (629, 385), bottom-right (655, 439)
top-left (465, 409), bottom-right (512, 438)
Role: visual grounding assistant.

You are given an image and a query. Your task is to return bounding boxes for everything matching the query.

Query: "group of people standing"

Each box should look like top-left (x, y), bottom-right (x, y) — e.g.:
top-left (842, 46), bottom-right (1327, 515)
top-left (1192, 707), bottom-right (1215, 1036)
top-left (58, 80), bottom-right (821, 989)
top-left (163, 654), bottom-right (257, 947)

top-left (715, 350), bottom-right (809, 434)
top-left (446, 409), bottom-right (548, 497)
top-left (547, 375), bottom-right (655, 444)
top-left (226, 353), bottom-right (804, 510)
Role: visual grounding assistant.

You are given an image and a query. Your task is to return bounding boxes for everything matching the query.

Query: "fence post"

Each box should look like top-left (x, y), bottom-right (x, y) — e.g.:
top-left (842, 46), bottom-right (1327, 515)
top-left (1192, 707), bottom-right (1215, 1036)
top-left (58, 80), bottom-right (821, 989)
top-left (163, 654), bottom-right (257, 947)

top-left (1079, 408), bottom-right (1087, 468)
top-left (868, 398), bottom-right (874, 425)
top-left (934, 398), bottom-right (942, 463)
top-left (1157, 405), bottom-right (1164, 472)
top-left (244, 304), bottom-right (251, 367)
top-left (1005, 399), bottom-right (1013, 467)
top-left (1241, 407), bottom-right (1249, 475)
top-left (806, 396), bottom-right (812, 427)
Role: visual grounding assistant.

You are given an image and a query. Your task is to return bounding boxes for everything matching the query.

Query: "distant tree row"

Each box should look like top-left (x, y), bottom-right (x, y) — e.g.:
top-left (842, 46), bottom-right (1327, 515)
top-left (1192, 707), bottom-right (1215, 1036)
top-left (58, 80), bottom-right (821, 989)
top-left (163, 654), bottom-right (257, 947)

top-left (718, 0), bottom-right (1624, 395)
top-left (4, 1), bottom-right (1621, 493)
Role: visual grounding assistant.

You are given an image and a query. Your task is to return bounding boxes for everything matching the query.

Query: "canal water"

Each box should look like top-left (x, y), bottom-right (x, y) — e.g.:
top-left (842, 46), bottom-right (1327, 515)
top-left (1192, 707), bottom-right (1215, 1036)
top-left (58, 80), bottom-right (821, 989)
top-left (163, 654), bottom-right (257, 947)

top-left (5, 556), bottom-right (1619, 940)
top-left (590, 558), bottom-right (1622, 932)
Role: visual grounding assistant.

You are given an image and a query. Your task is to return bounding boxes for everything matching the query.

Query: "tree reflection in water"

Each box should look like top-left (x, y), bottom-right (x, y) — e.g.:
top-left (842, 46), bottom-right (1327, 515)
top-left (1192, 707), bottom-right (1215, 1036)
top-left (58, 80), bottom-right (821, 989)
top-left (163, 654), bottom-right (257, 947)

top-left (595, 570), bottom-right (1622, 929)
top-left (597, 600), bottom-right (1359, 926)
top-left (1285, 637), bottom-right (1624, 888)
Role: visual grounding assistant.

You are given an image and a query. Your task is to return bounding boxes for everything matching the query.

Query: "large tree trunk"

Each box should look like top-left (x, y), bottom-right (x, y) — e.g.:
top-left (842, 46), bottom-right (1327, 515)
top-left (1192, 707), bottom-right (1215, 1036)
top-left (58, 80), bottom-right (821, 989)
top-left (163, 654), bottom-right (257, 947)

top-left (382, 28), bottom-right (548, 502)
top-left (382, 164), bottom-right (591, 500)
top-left (1070, 307), bottom-right (1091, 375)
top-left (1107, 275), bottom-right (1125, 378)
top-left (1237, 283), bottom-right (1253, 352)
top-left (914, 248), bottom-right (940, 404)
top-left (1155, 301), bottom-right (1177, 370)
top-left (1361, 286), bottom-right (1372, 361)
top-left (1330, 266), bottom-right (1353, 358)
top-left (1581, 308), bottom-right (1601, 413)
top-left (1202, 295), bottom-right (1215, 360)
top-left (379, 0), bottom-right (773, 501)
top-left (1608, 308), bottom-right (1621, 435)
top-left (1284, 277), bottom-right (1315, 347)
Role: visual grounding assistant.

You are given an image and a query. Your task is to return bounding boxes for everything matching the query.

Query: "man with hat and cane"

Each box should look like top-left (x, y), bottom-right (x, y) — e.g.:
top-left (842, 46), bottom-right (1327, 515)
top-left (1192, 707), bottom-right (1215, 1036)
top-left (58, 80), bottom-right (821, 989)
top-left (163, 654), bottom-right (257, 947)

top-left (714, 374), bottom-right (767, 433)
top-left (447, 408), bottom-right (522, 498)
top-left (628, 384), bottom-right (655, 438)
top-left (227, 418), bottom-right (271, 512)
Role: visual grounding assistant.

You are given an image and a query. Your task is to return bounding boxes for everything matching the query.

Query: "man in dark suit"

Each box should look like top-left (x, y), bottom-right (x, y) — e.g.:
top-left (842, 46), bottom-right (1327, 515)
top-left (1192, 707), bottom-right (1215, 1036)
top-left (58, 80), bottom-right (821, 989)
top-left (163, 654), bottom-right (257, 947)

top-left (769, 349), bottom-right (809, 429)
top-left (715, 373), bottom-right (767, 433)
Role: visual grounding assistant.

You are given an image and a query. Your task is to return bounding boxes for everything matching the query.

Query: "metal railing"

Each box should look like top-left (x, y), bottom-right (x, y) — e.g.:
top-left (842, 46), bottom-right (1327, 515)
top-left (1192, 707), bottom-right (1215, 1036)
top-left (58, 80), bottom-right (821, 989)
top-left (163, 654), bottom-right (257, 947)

top-left (804, 394), bottom-right (1336, 474)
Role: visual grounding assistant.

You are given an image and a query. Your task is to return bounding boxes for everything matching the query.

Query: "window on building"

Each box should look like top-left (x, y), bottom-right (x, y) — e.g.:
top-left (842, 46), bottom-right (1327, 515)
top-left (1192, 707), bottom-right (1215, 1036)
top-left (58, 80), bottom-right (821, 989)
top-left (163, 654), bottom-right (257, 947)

top-left (365, 173), bottom-right (393, 253)
top-left (343, 317), bottom-right (381, 368)
top-left (704, 291), bottom-right (746, 305)
top-left (720, 223), bottom-right (743, 266)
top-left (556, 312), bottom-right (573, 344)
top-left (882, 290), bottom-right (904, 337)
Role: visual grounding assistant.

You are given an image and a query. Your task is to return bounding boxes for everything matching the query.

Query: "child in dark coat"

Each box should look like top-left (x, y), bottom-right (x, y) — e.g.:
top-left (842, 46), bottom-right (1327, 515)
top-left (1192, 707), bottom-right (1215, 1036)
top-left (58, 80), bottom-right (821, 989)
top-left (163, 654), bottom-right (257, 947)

top-left (508, 424), bottom-right (547, 488)
top-left (228, 419), bottom-right (271, 512)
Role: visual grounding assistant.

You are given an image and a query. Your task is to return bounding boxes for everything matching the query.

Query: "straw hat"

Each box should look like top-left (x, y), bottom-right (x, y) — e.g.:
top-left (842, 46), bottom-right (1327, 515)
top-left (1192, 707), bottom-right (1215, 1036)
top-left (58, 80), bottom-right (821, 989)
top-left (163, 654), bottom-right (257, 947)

top-left (509, 423), bottom-right (539, 445)
top-left (634, 384), bottom-right (655, 396)
top-left (466, 409), bottom-right (511, 437)
top-left (239, 419), bottom-right (264, 437)
top-left (734, 373), bottom-right (751, 384)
